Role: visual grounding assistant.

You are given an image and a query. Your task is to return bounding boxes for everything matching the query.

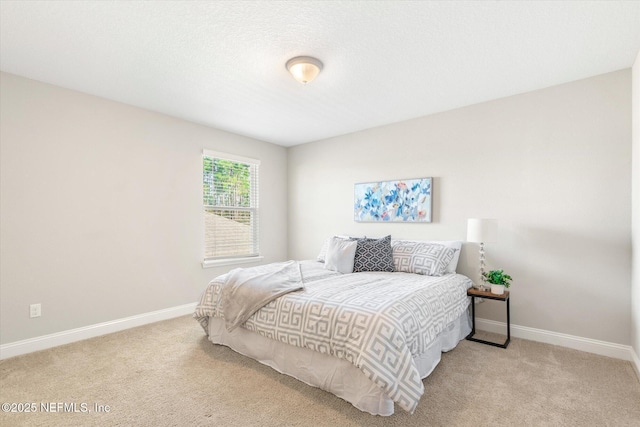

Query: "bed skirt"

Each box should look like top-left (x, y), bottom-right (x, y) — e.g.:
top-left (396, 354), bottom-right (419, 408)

top-left (207, 309), bottom-right (471, 416)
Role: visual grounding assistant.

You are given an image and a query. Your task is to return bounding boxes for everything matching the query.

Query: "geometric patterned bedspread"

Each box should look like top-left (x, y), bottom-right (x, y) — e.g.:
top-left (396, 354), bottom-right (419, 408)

top-left (194, 260), bottom-right (472, 413)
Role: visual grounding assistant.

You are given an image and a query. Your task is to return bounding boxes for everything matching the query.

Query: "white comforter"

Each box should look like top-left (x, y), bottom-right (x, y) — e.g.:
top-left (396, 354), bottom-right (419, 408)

top-left (194, 260), bottom-right (472, 413)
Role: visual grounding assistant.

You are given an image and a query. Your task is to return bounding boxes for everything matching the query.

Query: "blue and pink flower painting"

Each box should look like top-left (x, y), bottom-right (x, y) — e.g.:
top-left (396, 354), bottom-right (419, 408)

top-left (354, 177), bottom-right (432, 222)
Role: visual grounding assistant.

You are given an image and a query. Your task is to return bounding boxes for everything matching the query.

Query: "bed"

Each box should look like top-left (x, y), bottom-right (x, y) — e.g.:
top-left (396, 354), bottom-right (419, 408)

top-left (194, 237), bottom-right (473, 416)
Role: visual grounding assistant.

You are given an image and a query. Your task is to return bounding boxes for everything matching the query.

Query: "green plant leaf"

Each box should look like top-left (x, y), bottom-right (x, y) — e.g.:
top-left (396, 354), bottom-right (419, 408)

top-left (482, 269), bottom-right (513, 287)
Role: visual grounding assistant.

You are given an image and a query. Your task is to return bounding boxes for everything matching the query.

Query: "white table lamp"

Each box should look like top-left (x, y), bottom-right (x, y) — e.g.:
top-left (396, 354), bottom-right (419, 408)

top-left (467, 218), bottom-right (498, 290)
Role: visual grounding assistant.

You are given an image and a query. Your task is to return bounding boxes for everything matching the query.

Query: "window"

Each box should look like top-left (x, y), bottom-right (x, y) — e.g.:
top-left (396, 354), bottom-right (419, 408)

top-left (203, 150), bottom-right (260, 265)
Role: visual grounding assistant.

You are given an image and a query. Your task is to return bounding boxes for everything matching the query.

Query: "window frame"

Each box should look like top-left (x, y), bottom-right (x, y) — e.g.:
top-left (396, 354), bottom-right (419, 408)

top-left (201, 149), bottom-right (262, 268)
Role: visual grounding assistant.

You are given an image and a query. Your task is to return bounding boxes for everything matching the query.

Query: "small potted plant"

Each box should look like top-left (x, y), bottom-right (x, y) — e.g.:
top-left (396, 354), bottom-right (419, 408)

top-left (482, 269), bottom-right (512, 295)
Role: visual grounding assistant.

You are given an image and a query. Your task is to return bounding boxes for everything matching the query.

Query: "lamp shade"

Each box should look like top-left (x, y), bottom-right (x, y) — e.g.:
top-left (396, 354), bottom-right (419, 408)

top-left (467, 218), bottom-right (498, 243)
top-left (286, 56), bottom-right (323, 84)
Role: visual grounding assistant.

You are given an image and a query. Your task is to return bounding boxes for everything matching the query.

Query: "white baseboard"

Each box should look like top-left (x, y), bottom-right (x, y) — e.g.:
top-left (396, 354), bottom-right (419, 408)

top-left (476, 318), bottom-right (634, 361)
top-left (631, 347), bottom-right (640, 383)
top-left (0, 302), bottom-right (197, 360)
top-left (2, 307), bottom-right (638, 375)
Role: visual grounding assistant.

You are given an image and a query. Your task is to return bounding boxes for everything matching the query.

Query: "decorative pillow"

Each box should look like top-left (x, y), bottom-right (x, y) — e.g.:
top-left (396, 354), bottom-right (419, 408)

top-left (392, 241), bottom-right (456, 276)
top-left (317, 235), bottom-right (350, 262)
top-left (440, 241), bottom-right (462, 274)
top-left (352, 235), bottom-right (394, 273)
top-left (392, 239), bottom-right (462, 274)
top-left (317, 238), bottom-right (331, 262)
top-left (324, 237), bottom-right (358, 274)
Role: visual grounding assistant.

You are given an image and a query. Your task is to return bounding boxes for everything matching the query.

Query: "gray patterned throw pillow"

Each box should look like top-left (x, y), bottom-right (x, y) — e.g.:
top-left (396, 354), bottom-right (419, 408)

top-left (352, 235), bottom-right (394, 272)
top-left (392, 241), bottom-right (456, 276)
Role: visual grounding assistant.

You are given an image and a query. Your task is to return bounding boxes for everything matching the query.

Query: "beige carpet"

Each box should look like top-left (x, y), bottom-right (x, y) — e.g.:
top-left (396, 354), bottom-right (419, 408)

top-left (1, 315), bottom-right (639, 427)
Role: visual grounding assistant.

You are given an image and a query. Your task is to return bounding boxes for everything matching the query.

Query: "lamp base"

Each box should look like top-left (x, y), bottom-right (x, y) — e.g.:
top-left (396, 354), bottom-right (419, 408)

top-left (473, 283), bottom-right (487, 292)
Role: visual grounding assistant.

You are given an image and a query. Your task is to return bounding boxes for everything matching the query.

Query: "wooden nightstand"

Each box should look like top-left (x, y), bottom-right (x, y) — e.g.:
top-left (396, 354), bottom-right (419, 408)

top-left (466, 287), bottom-right (510, 349)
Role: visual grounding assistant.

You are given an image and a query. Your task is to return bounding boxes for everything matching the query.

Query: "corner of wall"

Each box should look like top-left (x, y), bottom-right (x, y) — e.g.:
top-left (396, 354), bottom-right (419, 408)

top-left (631, 49), bottom-right (640, 381)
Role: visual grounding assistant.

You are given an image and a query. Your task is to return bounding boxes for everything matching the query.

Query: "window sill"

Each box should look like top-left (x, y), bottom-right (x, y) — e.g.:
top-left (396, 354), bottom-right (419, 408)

top-left (202, 256), bottom-right (264, 269)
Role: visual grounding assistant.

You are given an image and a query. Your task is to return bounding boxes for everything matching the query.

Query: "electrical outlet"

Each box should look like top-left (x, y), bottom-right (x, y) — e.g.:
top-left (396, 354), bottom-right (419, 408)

top-left (30, 303), bottom-right (41, 318)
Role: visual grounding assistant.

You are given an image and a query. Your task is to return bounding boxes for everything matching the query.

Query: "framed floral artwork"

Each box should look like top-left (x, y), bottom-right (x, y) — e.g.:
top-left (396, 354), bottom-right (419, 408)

top-left (354, 177), bottom-right (432, 222)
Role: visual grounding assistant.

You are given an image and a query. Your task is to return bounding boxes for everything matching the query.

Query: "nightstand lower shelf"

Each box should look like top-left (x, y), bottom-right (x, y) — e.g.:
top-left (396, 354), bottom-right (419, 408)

top-left (466, 288), bottom-right (510, 349)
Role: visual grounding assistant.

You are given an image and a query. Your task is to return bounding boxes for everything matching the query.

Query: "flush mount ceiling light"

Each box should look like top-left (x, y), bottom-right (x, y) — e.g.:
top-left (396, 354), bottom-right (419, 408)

top-left (286, 56), bottom-right (323, 84)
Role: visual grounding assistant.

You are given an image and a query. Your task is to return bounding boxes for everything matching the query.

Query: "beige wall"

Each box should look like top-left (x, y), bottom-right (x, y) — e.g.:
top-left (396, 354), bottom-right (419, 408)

top-left (288, 70), bottom-right (632, 345)
top-left (1, 67), bottom-right (634, 350)
top-left (632, 51), bottom-right (640, 361)
top-left (0, 72), bottom-right (288, 344)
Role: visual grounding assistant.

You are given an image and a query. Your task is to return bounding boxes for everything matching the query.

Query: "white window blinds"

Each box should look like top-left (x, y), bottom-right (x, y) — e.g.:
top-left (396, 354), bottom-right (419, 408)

top-left (203, 150), bottom-right (260, 261)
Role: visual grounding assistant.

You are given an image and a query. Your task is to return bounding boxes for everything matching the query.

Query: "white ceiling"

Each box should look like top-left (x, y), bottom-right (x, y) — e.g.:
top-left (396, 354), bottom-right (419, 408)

top-left (1, 1), bottom-right (639, 147)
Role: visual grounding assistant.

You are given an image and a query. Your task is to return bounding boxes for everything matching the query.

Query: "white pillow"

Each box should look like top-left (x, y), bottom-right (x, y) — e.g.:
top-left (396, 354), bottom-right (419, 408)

top-left (391, 239), bottom-right (462, 274)
top-left (324, 237), bottom-right (357, 274)
top-left (317, 235), bottom-right (350, 262)
top-left (317, 238), bottom-right (331, 262)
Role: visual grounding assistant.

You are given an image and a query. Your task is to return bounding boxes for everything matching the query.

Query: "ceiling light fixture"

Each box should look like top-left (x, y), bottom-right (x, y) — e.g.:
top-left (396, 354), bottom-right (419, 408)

top-left (286, 56), bottom-right (323, 84)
